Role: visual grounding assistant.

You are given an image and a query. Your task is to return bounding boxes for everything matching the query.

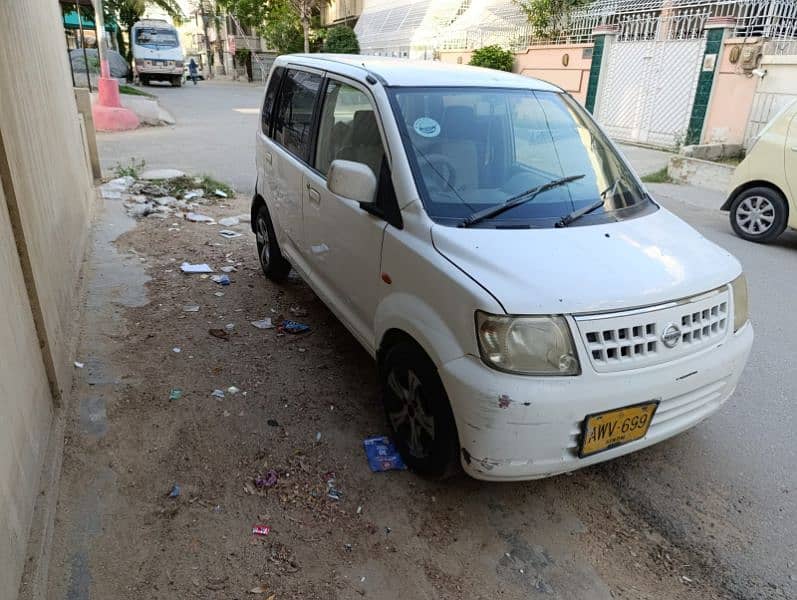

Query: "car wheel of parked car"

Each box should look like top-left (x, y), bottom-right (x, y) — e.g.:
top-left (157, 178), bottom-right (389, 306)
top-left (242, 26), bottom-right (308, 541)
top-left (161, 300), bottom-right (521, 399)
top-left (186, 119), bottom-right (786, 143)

top-left (380, 341), bottom-right (459, 478)
top-left (730, 187), bottom-right (788, 243)
top-left (255, 203), bottom-right (291, 281)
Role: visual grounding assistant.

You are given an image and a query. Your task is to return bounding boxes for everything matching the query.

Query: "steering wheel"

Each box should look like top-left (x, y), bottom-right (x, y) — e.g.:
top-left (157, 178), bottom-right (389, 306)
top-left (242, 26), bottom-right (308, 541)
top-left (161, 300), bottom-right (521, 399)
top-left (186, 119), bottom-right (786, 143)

top-left (420, 153), bottom-right (457, 193)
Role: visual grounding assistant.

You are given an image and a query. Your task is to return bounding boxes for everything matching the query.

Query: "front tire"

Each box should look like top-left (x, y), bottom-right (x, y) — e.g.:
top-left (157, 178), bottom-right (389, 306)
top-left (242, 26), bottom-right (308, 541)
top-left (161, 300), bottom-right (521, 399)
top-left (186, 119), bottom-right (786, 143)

top-left (730, 187), bottom-right (788, 243)
top-left (380, 341), bottom-right (459, 478)
top-left (255, 203), bottom-right (291, 281)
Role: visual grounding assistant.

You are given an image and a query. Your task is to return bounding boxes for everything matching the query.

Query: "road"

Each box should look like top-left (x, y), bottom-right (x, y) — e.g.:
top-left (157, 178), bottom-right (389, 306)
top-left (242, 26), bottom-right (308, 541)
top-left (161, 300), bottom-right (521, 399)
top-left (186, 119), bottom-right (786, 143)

top-left (95, 80), bottom-right (795, 598)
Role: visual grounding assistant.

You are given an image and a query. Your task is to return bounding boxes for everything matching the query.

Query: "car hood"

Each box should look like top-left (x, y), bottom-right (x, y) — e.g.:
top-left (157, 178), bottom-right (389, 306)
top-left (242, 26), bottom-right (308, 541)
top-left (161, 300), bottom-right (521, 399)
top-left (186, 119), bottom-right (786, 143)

top-left (431, 208), bottom-right (741, 315)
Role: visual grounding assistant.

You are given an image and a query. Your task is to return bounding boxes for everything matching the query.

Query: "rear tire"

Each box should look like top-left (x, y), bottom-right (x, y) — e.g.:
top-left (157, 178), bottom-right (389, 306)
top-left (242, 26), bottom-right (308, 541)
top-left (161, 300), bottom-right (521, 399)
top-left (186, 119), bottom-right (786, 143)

top-left (173, 76), bottom-right (182, 87)
top-left (141, 75), bottom-right (150, 86)
top-left (729, 186), bottom-right (788, 243)
top-left (255, 203), bottom-right (291, 281)
top-left (380, 340), bottom-right (460, 478)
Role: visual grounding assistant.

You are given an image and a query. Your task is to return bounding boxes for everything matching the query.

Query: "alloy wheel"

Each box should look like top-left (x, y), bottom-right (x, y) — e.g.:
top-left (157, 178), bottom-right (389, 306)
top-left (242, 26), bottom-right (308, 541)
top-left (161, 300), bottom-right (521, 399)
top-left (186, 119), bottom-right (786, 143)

top-left (386, 368), bottom-right (435, 458)
top-left (256, 215), bottom-right (271, 267)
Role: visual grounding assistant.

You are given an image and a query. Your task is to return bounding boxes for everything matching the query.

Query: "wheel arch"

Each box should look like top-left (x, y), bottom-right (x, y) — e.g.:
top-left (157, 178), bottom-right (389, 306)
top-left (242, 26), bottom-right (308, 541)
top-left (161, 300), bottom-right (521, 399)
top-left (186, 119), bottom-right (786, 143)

top-left (375, 293), bottom-right (469, 371)
top-left (722, 180), bottom-right (790, 216)
top-left (250, 192), bottom-right (265, 234)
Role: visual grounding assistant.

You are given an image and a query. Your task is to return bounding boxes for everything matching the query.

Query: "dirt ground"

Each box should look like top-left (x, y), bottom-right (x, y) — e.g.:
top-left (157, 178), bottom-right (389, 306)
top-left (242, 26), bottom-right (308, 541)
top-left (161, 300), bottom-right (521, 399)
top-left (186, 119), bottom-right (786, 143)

top-left (48, 192), bottom-right (736, 600)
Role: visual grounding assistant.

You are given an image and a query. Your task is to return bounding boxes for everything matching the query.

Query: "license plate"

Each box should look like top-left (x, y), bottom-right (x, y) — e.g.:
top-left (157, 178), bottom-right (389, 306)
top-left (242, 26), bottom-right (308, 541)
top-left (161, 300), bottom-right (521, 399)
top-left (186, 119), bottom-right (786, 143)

top-left (579, 401), bottom-right (659, 458)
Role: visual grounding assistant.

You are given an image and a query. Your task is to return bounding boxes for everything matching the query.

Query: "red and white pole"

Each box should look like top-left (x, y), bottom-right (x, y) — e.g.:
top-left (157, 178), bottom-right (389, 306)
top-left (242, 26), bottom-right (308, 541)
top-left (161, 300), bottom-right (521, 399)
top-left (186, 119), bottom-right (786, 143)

top-left (91, 0), bottom-right (139, 131)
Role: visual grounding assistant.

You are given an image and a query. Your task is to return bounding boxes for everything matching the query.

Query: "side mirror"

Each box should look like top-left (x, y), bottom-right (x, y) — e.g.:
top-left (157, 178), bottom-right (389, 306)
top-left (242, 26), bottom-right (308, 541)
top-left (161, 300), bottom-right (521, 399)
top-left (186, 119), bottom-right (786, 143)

top-left (327, 160), bottom-right (377, 204)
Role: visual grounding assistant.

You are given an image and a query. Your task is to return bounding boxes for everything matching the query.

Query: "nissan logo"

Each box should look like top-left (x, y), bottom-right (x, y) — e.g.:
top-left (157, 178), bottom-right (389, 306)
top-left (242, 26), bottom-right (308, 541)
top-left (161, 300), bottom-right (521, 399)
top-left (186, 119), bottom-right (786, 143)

top-left (661, 323), bottom-right (681, 348)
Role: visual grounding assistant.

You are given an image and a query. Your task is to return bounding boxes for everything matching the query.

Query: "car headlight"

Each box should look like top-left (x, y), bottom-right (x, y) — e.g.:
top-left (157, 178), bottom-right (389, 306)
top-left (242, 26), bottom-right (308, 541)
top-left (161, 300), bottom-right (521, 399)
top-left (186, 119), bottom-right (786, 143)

top-left (475, 312), bottom-right (580, 375)
top-left (731, 274), bottom-right (749, 332)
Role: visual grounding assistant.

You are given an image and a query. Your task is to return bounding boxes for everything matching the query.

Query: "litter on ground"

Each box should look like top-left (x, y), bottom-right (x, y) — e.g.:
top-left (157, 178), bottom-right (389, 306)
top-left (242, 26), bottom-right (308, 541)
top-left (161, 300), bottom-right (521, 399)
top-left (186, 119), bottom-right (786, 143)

top-left (180, 262), bottom-right (213, 274)
top-left (169, 388), bottom-right (183, 401)
top-left (182, 304), bottom-right (200, 312)
top-left (254, 469), bottom-right (278, 488)
top-left (278, 320), bottom-right (310, 334)
top-left (208, 328), bottom-right (229, 340)
top-left (363, 436), bottom-right (407, 472)
top-left (251, 318), bottom-right (274, 330)
top-left (252, 525), bottom-right (271, 536)
top-left (211, 274), bottom-right (230, 285)
top-left (219, 229), bottom-right (242, 239)
top-left (186, 212), bottom-right (215, 223)
top-left (211, 389), bottom-right (225, 399)
top-left (218, 216), bottom-right (240, 227)
top-left (74, 361), bottom-right (85, 369)
top-left (168, 483), bottom-right (181, 498)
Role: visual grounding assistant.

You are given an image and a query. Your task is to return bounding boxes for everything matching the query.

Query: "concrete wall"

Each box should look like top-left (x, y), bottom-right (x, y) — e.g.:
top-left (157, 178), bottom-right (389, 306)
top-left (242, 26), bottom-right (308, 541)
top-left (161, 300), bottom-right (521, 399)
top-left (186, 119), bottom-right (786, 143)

top-left (0, 181), bottom-right (55, 600)
top-left (0, 0), bottom-right (95, 596)
top-left (439, 43), bottom-right (593, 105)
top-left (702, 38), bottom-right (759, 145)
top-left (515, 44), bottom-right (593, 105)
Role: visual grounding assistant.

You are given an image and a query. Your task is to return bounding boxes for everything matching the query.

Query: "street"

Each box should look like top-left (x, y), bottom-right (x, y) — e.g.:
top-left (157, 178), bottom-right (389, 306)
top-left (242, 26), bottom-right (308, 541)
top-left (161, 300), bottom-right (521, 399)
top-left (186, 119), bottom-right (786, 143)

top-left (51, 80), bottom-right (795, 599)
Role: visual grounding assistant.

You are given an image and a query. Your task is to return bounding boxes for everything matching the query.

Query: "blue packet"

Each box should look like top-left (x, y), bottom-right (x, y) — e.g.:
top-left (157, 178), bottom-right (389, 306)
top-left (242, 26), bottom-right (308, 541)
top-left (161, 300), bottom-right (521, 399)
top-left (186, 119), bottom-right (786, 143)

top-left (279, 320), bottom-right (310, 334)
top-left (363, 436), bottom-right (406, 472)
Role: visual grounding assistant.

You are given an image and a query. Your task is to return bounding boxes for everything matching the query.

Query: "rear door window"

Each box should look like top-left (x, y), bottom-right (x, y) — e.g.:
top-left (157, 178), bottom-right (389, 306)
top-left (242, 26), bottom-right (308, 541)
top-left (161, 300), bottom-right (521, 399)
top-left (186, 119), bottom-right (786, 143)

top-left (273, 69), bottom-right (323, 162)
top-left (261, 66), bottom-right (285, 136)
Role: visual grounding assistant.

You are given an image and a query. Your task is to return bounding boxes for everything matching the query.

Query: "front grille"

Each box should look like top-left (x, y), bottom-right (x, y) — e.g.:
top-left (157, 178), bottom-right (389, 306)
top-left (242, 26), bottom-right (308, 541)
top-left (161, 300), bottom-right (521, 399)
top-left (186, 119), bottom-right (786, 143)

top-left (576, 289), bottom-right (730, 373)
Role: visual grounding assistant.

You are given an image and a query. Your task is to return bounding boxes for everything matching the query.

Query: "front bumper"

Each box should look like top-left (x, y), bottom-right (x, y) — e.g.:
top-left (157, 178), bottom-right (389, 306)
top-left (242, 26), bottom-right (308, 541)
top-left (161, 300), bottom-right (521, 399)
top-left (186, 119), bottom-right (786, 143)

top-left (440, 322), bottom-right (753, 481)
top-left (136, 66), bottom-right (182, 75)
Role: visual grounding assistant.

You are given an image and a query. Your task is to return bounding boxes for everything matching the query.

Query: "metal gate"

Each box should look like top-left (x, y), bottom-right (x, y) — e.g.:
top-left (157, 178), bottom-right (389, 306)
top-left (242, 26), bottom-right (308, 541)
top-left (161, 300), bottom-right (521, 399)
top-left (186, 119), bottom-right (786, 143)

top-left (595, 14), bottom-right (708, 149)
top-left (744, 41), bottom-right (797, 147)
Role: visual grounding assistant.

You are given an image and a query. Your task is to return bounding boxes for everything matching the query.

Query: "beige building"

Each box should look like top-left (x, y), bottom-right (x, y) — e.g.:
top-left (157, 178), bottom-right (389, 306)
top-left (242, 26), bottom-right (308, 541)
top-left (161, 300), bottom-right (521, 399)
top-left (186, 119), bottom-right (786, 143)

top-left (0, 0), bottom-right (96, 598)
top-left (322, 0), bottom-right (363, 27)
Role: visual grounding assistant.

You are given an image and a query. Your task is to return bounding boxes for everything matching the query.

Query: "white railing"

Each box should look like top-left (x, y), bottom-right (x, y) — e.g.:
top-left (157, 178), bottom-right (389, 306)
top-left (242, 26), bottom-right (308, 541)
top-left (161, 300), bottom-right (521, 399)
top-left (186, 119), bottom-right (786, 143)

top-left (356, 0), bottom-right (797, 57)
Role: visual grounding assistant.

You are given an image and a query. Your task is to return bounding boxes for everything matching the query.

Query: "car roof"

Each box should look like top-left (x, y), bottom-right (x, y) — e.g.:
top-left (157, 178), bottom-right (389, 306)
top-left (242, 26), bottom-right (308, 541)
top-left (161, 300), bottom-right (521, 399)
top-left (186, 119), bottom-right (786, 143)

top-left (275, 54), bottom-right (561, 91)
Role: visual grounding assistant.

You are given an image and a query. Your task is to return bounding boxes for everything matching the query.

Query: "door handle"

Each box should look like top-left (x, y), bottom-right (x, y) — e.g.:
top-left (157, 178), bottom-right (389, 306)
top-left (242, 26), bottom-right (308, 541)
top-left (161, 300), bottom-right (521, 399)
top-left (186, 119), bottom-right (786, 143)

top-left (308, 188), bottom-right (320, 204)
top-left (791, 146), bottom-right (797, 152)
top-left (264, 152), bottom-right (272, 164)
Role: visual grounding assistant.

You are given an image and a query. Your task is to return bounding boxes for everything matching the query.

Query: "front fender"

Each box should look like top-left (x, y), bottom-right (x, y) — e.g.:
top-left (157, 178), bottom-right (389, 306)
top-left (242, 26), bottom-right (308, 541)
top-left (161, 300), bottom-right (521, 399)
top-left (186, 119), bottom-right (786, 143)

top-left (374, 292), bottom-right (467, 368)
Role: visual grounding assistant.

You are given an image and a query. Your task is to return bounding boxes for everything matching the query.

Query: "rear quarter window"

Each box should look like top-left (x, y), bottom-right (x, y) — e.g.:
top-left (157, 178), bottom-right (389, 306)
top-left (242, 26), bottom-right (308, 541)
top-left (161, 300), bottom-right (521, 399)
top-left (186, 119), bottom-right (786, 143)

top-left (261, 67), bottom-right (285, 136)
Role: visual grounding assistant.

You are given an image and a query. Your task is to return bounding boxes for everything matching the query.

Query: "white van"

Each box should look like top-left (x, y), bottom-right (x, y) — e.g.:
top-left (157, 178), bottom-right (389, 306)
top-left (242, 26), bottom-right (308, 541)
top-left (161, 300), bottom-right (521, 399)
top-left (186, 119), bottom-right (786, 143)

top-left (131, 19), bottom-right (184, 86)
top-left (251, 55), bottom-right (753, 481)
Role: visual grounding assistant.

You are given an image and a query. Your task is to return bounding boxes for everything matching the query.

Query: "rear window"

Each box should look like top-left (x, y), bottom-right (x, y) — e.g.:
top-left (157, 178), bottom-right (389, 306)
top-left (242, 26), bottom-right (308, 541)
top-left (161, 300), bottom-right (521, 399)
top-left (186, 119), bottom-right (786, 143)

top-left (261, 67), bottom-right (285, 135)
top-left (272, 69), bottom-right (323, 162)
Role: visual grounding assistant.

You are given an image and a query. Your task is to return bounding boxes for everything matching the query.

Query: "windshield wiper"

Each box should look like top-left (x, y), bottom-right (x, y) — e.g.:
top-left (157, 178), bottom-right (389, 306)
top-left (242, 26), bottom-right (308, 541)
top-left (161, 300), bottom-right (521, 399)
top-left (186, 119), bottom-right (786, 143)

top-left (555, 198), bottom-right (605, 228)
top-left (555, 177), bottom-right (621, 228)
top-left (458, 174), bottom-right (585, 228)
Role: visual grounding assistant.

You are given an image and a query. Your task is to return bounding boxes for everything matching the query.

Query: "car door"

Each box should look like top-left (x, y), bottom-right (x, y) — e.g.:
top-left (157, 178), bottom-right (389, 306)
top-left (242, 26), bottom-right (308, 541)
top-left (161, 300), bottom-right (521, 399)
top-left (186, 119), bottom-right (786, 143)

top-left (302, 76), bottom-right (394, 351)
top-left (786, 112), bottom-right (797, 222)
top-left (268, 67), bottom-right (324, 261)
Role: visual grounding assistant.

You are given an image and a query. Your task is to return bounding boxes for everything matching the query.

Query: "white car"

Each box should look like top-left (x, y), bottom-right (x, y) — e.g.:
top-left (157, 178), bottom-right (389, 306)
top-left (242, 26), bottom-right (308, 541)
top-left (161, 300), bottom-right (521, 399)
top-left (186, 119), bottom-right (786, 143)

top-left (251, 55), bottom-right (753, 481)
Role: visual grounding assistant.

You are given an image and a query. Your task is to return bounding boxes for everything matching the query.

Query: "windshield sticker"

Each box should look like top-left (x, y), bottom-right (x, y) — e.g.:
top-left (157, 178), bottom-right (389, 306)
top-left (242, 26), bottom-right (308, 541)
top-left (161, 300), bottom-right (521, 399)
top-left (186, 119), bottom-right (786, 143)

top-left (413, 117), bottom-right (441, 138)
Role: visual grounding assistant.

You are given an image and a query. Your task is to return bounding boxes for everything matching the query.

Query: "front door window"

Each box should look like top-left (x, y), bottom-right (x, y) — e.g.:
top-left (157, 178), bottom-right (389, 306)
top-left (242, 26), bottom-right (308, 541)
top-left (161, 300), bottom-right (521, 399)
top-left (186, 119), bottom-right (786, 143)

top-left (315, 80), bottom-right (386, 177)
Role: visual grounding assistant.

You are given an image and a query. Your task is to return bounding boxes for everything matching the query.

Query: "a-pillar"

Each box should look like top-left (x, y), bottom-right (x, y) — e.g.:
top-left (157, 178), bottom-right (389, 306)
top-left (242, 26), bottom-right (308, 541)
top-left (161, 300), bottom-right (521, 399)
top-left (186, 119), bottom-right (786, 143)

top-left (685, 16), bottom-right (737, 145)
top-left (585, 25), bottom-right (618, 115)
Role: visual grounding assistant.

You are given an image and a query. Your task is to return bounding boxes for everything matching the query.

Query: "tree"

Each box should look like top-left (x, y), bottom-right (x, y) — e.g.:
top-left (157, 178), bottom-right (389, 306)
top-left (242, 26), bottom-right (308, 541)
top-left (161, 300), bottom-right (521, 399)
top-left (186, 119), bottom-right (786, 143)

top-left (514, 0), bottom-right (590, 40)
top-left (218, 0), bottom-right (327, 54)
top-left (323, 25), bottom-right (359, 54)
top-left (468, 45), bottom-right (514, 72)
top-left (104, 0), bottom-right (184, 63)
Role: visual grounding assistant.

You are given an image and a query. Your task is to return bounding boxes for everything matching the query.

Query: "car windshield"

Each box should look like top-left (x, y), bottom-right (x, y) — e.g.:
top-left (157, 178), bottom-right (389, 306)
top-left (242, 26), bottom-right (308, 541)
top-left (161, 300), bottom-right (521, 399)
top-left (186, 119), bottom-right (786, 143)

top-left (388, 87), bottom-right (654, 228)
top-left (135, 28), bottom-right (179, 49)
